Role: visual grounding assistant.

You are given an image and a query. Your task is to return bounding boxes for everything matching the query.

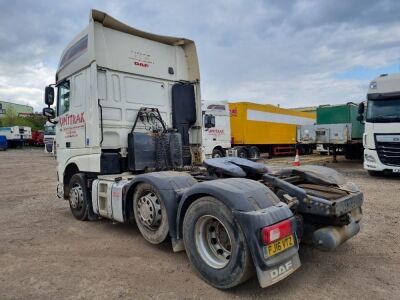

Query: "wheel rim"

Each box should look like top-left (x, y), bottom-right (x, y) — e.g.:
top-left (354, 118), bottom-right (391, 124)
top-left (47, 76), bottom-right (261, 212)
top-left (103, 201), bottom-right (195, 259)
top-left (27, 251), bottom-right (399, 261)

top-left (213, 153), bottom-right (221, 158)
top-left (195, 215), bottom-right (232, 269)
top-left (137, 191), bottom-right (162, 230)
top-left (239, 152), bottom-right (247, 158)
top-left (69, 184), bottom-right (84, 209)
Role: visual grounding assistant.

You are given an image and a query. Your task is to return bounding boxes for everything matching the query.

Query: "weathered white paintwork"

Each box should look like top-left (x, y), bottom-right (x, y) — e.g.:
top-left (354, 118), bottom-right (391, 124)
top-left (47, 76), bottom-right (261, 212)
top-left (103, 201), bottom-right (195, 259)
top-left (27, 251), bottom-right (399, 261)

top-left (52, 9), bottom-right (202, 190)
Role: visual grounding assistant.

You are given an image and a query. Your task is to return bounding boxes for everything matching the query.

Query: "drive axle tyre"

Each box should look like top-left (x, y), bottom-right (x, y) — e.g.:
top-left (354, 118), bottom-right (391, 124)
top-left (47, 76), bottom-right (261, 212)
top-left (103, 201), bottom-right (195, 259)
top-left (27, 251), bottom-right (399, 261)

top-left (212, 148), bottom-right (224, 158)
top-left (183, 197), bottom-right (254, 289)
top-left (133, 183), bottom-right (169, 244)
top-left (68, 173), bottom-right (90, 221)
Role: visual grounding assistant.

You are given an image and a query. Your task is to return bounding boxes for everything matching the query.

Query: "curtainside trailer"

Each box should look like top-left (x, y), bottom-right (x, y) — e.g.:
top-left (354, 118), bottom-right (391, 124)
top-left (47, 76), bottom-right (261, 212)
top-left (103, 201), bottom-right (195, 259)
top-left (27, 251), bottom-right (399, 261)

top-left (42, 9), bottom-right (363, 289)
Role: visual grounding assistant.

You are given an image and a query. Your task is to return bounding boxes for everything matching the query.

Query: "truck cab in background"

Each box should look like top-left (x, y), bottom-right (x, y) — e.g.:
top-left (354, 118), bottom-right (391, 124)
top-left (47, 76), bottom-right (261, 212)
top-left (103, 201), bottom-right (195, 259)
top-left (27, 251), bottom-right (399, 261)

top-left (44, 122), bottom-right (56, 154)
top-left (202, 102), bottom-right (231, 158)
top-left (359, 73), bottom-right (400, 175)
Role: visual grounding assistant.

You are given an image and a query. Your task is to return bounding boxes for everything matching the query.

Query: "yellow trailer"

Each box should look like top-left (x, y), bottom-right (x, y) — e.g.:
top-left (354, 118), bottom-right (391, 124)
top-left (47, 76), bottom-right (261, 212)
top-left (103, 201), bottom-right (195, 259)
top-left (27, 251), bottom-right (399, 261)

top-left (228, 102), bottom-right (315, 156)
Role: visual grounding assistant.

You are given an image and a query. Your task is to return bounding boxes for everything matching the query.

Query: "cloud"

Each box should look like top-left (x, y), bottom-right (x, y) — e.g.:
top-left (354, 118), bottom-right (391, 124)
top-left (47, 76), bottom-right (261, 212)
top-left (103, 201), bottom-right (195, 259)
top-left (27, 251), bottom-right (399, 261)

top-left (1, 0), bottom-right (400, 111)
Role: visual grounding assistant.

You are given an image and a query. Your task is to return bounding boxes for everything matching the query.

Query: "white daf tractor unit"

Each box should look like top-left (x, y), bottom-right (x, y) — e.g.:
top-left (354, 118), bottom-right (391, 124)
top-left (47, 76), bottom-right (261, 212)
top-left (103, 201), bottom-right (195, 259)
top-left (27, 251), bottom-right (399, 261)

top-left (358, 73), bottom-right (400, 175)
top-left (202, 101), bottom-right (231, 158)
top-left (43, 9), bottom-right (363, 290)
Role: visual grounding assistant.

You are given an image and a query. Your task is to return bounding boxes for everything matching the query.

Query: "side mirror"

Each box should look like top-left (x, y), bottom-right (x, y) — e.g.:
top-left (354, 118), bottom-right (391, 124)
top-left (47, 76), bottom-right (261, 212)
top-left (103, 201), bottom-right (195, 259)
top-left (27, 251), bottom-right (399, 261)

top-left (42, 107), bottom-right (55, 119)
top-left (357, 102), bottom-right (365, 124)
top-left (44, 86), bottom-right (55, 106)
top-left (358, 102), bottom-right (365, 115)
top-left (204, 114), bottom-right (215, 128)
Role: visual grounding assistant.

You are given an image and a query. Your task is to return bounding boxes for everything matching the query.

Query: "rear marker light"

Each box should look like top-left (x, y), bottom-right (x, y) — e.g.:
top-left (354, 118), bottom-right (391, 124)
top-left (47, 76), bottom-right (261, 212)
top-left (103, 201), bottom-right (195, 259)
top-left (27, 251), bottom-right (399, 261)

top-left (261, 219), bottom-right (292, 245)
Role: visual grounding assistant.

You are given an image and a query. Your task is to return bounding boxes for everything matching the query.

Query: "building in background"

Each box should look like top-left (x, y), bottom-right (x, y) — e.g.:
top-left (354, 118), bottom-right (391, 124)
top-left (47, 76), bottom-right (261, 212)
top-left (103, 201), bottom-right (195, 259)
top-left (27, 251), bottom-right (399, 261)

top-left (0, 101), bottom-right (34, 117)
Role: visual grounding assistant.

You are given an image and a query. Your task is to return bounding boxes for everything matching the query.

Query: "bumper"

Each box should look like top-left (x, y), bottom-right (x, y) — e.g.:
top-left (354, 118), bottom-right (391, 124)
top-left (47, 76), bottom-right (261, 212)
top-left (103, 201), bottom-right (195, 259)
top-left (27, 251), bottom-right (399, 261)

top-left (364, 149), bottom-right (400, 172)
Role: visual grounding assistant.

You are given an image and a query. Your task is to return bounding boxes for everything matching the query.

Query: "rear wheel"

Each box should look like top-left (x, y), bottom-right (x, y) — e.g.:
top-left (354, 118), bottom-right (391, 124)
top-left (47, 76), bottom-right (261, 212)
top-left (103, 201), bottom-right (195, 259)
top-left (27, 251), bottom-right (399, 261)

top-left (68, 173), bottom-right (90, 221)
top-left (133, 183), bottom-right (169, 244)
top-left (183, 197), bottom-right (253, 289)
top-left (212, 148), bottom-right (224, 158)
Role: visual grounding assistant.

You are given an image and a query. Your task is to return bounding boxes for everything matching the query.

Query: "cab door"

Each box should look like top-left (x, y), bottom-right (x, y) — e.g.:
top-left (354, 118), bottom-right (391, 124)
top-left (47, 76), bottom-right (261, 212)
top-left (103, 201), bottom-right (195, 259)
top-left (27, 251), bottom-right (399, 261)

top-left (57, 70), bottom-right (87, 150)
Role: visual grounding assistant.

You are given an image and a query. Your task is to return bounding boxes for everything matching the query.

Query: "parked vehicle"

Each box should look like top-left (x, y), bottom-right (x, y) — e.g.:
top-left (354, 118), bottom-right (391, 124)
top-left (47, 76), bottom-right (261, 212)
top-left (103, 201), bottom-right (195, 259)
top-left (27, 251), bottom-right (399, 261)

top-left (202, 101), bottom-right (316, 159)
top-left (30, 130), bottom-right (44, 146)
top-left (43, 122), bottom-right (56, 153)
top-left (358, 73), bottom-right (400, 175)
top-left (0, 126), bottom-right (32, 147)
top-left (298, 103), bottom-right (364, 161)
top-left (0, 135), bottom-right (7, 150)
top-left (42, 10), bottom-right (363, 289)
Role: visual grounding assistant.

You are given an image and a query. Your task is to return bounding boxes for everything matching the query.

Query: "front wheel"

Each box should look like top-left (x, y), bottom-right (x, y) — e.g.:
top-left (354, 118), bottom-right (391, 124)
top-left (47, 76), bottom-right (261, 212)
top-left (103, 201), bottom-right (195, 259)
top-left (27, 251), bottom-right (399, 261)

top-left (68, 173), bottom-right (90, 221)
top-left (183, 197), bottom-right (254, 289)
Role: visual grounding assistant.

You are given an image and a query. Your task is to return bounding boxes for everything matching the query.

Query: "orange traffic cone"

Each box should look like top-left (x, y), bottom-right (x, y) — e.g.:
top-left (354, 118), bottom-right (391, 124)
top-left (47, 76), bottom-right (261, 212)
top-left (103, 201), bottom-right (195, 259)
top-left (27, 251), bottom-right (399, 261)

top-left (293, 149), bottom-right (301, 166)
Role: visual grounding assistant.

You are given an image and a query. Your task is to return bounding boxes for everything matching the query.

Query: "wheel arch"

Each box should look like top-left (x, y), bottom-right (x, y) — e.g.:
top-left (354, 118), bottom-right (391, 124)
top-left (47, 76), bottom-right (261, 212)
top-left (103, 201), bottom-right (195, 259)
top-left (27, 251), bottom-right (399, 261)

top-left (176, 178), bottom-right (281, 240)
top-left (63, 163), bottom-right (80, 199)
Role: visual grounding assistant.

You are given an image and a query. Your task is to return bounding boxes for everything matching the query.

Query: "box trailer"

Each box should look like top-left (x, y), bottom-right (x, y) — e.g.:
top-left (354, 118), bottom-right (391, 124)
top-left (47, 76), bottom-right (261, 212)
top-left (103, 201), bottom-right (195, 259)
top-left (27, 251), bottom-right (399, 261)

top-left (42, 9), bottom-right (363, 290)
top-left (298, 103), bottom-right (364, 160)
top-left (203, 101), bottom-right (316, 158)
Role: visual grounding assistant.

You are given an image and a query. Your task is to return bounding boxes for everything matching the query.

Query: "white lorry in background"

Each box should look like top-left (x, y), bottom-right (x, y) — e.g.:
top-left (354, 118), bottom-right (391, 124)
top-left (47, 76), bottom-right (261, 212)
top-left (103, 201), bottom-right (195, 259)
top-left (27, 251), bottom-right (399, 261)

top-left (358, 73), bottom-right (400, 175)
top-left (42, 9), bottom-right (363, 290)
top-left (202, 102), bottom-right (231, 158)
top-left (43, 122), bottom-right (56, 154)
top-left (0, 126), bottom-right (32, 147)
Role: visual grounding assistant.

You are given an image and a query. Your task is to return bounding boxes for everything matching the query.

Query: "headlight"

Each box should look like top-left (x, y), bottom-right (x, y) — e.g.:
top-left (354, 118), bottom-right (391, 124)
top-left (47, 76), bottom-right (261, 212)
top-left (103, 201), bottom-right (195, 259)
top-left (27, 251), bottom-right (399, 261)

top-left (364, 154), bottom-right (376, 163)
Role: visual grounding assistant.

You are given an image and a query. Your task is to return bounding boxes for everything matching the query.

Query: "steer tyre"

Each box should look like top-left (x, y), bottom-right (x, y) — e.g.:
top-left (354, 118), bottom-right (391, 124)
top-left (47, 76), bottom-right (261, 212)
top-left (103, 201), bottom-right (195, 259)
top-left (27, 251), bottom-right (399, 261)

top-left (236, 147), bottom-right (248, 159)
top-left (183, 197), bottom-right (254, 289)
top-left (133, 183), bottom-right (169, 244)
top-left (212, 148), bottom-right (224, 158)
top-left (68, 173), bottom-right (90, 221)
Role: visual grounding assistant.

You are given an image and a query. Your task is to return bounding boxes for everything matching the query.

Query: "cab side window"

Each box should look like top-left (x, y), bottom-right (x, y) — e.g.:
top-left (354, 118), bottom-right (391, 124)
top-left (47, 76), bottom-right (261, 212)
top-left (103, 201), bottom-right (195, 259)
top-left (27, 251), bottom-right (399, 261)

top-left (58, 81), bottom-right (70, 115)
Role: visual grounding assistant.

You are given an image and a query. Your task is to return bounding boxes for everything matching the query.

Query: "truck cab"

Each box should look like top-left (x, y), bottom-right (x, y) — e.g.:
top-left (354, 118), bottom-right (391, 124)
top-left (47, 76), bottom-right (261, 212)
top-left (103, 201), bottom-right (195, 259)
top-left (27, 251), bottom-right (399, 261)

top-left (202, 101), bottom-right (231, 158)
top-left (360, 73), bottom-right (400, 175)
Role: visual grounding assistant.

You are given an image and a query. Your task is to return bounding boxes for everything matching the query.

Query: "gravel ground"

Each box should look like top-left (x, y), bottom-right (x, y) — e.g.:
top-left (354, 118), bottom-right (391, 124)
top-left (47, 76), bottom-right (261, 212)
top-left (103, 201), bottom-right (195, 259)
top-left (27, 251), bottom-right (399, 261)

top-left (0, 148), bottom-right (399, 299)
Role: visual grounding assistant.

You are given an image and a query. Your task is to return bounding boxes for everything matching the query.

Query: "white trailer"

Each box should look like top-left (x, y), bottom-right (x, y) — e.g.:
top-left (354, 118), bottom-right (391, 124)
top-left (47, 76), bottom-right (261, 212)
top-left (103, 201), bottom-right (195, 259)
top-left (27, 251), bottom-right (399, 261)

top-left (358, 73), bottom-right (400, 175)
top-left (42, 9), bottom-right (363, 290)
top-left (0, 126), bottom-right (31, 146)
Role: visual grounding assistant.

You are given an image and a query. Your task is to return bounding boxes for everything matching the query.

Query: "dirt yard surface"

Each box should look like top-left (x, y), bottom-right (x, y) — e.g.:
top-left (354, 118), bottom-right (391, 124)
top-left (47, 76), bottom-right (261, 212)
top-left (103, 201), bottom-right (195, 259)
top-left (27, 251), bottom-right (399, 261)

top-left (0, 148), bottom-right (399, 299)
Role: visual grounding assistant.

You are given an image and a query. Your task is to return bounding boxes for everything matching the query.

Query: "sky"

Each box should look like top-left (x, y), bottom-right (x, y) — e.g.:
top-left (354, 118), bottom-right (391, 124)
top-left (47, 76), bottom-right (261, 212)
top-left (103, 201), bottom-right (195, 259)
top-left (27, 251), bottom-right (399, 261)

top-left (1, 0), bottom-right (400, 112)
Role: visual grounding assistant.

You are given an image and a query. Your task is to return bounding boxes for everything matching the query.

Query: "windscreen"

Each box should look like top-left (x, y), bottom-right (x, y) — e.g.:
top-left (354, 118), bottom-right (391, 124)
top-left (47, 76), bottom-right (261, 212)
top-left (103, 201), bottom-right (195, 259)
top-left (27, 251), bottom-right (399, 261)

top-left (366, 99), bottom-right (400, 123)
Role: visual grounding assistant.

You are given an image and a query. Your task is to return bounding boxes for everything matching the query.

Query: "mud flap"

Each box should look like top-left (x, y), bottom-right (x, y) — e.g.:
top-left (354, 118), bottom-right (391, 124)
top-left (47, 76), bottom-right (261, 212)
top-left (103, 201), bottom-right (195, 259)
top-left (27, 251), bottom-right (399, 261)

top-left (256, 253), bottom-right (301, 288)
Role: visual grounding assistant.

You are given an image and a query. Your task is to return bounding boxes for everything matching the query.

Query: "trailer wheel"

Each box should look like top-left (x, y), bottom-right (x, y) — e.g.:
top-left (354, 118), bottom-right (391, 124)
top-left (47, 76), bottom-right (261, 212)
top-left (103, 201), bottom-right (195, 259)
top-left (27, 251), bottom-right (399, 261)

top-left (212, 148), bottom-right (224, 158)
top-left (249, 146), bottom-right (260, 159)
top-left (133, 183), bottom-right (169, 244)
top-left (68, 173), bottom-right (89, 221)
top-left (183, 196), bottom-right (253, 289)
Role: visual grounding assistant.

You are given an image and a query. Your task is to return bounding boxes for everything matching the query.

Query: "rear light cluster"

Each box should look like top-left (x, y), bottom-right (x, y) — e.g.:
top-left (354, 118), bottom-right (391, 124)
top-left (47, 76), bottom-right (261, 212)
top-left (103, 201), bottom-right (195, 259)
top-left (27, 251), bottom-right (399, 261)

top-left (261, 219), bottom-right (292, 245)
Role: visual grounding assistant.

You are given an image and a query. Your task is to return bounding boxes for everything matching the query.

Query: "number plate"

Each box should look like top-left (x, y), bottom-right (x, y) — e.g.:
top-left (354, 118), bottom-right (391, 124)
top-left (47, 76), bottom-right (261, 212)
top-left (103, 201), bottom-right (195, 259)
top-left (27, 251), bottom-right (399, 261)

top-left (393, 168), bottom-right (400, 173)
top-left (265, 235), bottom-right (294, 257)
